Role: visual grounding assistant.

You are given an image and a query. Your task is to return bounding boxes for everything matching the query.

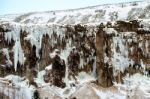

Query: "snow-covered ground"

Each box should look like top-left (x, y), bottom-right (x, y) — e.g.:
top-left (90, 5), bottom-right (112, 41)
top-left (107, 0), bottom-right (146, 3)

top-left (0, 1), bottom-right (150, 25)
top-left (1, 73), bottom-right (150, 99)
top-left (0, 1), bottom-right (150, 73)
top-left (0, 75), bottom-right (34, 99)
top-left (112, 73), bottom-right (150, 99)
top-left (0, 71), bottom-right (96, 99)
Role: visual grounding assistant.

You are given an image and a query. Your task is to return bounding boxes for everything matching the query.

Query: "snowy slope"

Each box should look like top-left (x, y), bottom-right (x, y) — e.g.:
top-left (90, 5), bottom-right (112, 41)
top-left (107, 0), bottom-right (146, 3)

top-left (0, 1), bottom-right (150, 25)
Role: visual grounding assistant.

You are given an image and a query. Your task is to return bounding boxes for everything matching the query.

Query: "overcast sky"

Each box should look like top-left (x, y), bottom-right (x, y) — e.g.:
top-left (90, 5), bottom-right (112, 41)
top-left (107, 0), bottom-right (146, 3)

top-left (0, 0), bottom-right (144, 15)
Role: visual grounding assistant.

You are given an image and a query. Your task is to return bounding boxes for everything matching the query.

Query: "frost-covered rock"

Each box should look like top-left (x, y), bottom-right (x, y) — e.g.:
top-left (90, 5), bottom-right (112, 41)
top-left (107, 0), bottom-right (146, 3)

top-left (0, 1), bottom-right (150, 99)
top-left (70, 84), bottom-right (99, 99)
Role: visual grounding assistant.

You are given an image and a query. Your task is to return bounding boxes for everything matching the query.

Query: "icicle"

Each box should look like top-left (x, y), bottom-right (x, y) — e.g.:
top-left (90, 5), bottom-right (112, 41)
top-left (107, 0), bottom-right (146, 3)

top-left (14, 40), bottom-right (19, 71)
top-left (130, 59), bottom-right (134, 67)
top-left (92, 57), bottom-right (97, 77)
top-left (4, 32), bottom-right (13, 43)
top-left (145, 40), bottom-right (149, 55)
top-left (79, 57), bottom-right (84, 69)
top-left (112, 36), bottom-right (130, 74)
top-left (140, 59), bottom-right (145, 71)
top-left (13, 40), bottom-right (24, 71)
top-left (130, 47), bottom-right (134, 55)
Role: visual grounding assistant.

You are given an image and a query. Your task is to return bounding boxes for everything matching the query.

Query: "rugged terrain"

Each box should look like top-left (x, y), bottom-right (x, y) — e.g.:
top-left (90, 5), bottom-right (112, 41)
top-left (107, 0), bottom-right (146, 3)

top-left (0, 1), bottom-right (150, 99)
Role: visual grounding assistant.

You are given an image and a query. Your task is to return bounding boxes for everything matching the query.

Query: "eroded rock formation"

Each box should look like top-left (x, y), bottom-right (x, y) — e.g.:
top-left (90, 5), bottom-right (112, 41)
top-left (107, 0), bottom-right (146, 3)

top-left (0, 1), bottom-right (150, 93)
top-left (96, 20), bottom-right (150, 87)
top-left (0, 19), bottom-right (150, 88)
top-left (0, 24), bottom-right (96, 87)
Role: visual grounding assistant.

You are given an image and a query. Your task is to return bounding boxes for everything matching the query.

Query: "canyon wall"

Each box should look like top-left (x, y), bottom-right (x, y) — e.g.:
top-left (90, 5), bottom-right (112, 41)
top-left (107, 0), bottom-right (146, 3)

top-left (0, 19), bottom-right (150, 87)
top-left (0, 23), bottom-right (96, 85)
top-left (97, 20), bottom-right (150, 87)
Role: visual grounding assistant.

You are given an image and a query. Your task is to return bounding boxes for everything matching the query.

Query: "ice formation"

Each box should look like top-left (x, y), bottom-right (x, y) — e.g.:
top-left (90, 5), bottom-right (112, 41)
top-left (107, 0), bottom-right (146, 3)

top-left (0, 1), bottom-right (150, 99)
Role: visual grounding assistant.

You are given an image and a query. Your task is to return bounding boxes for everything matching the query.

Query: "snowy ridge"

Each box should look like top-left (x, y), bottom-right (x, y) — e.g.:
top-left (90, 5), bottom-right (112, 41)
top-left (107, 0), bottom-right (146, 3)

top-left (0, 1), bottom-right (150, 25)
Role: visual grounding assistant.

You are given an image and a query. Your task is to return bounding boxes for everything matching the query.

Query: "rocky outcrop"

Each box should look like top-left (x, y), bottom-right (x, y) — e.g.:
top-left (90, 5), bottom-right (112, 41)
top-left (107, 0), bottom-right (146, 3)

top-left (0, 1), bottom-right (150, 91)
top-left (70, 84), bottom-right (99, 99)
top-left (0, 24), bottom-right (96, 87)
top-left (96, 20), bottom-right (150, 87)
top-left (0, 19), bottom-right (150, 88)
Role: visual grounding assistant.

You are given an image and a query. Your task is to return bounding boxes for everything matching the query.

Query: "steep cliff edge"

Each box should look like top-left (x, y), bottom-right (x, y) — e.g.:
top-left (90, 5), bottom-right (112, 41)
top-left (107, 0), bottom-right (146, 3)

top-left (97, 20), bottom-right (150, 87)
top-left (0, 1), bottom-right (150, 99)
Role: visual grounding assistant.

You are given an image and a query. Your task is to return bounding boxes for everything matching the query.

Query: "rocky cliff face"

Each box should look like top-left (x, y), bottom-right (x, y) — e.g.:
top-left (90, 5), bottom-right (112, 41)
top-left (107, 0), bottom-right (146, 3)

top-left (96, 20), bottom-right (150, 87)
top-left (0, 20), bottom-right (150, 87)
top-left (0, 1), bottom-right (150, 98)
top-left (0, 24), bottom-right (96, 84)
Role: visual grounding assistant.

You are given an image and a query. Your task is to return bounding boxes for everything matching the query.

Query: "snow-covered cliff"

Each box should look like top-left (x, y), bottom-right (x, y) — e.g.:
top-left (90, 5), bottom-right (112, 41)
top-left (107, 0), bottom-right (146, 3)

top-left (0, 1), bottom-right (150, 99)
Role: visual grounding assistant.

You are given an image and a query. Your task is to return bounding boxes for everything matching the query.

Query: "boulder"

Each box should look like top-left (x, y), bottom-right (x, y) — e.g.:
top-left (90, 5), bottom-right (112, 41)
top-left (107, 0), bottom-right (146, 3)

top-left (70, 84), bottom-right (99, 99)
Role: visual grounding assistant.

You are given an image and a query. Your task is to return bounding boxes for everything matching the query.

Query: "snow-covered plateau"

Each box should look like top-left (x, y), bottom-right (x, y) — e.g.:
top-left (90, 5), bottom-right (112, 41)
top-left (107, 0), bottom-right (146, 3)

top-left (0, 1), bottom-right (150, 99)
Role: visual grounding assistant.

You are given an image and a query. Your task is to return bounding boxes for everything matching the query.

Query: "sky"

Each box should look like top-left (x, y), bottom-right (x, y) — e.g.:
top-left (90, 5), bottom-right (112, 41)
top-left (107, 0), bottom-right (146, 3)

top-left (0, 0), bottom-right (144, 15)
